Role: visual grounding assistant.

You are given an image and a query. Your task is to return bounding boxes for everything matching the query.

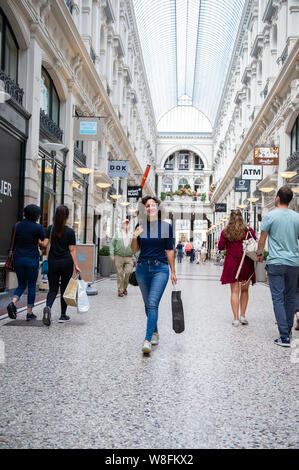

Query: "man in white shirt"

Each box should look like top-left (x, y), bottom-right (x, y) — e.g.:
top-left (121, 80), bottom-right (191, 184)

top-left (194, 240), bottom-right (202, 264)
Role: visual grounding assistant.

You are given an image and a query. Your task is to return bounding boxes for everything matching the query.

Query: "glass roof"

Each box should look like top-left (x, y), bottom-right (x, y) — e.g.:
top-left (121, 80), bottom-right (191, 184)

top-left (132, 0), bottom-right (245, 132)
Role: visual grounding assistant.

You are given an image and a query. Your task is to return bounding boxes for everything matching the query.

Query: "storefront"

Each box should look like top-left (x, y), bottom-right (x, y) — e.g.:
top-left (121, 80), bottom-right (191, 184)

top-left (0, 7), bottom-right (30, 289)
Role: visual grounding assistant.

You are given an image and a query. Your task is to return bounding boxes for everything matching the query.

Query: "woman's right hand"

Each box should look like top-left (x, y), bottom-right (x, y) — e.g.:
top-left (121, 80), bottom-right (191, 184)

top-left (133, 226), bottom-right (143, 238)
top-left (75, 264), bottom-right (81, 273)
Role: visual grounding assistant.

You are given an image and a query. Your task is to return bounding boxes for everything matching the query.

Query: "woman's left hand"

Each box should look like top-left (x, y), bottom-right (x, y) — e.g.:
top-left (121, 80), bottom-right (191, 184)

top-left (171, 271), bottom-right (177, 285)
top-left (75, 264), bottom-right (81, 274)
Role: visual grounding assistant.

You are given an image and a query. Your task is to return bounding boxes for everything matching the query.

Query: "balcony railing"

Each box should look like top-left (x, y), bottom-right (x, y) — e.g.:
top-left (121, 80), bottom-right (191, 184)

top-left (40, 109), bottom-right (63, 141)
top-left (74, 145), bottom-right (87, 166)
top-left (0, 69), bottom-right (24, 106)
top-left (194, 164), bottom-right (204, 170)
top-left (287, 151), bottom-right (299, 171)
top-left (179, 165), bottom-right (189, 170)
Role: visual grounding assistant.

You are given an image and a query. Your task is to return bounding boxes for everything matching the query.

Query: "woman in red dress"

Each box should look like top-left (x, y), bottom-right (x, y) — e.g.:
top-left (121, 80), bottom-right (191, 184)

top-left (218, 209), bottom-right (257, 326)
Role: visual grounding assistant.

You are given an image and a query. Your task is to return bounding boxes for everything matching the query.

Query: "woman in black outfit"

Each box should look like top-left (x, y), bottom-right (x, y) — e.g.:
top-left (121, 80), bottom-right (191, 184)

top-left (7, 205), bottom-right (45, 321)
top-left (41, 205), bottom-right (80, 326)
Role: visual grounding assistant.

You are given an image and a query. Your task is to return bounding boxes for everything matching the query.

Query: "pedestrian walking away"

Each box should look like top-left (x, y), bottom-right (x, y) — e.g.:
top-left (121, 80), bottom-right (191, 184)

top-left (176, 241), bottom-right (183, 263)
top-left (257, 186), bottom-right (299, 347)
top-left (7, 205), bottom-right (45, 321)
top-left (110, 219), bottom-right (134, 297)
top-left (193, 240), bottom-right (202, 264)
top-left (131, 196), bottom-right (177, 354)
top-left (218, 209), bottom-right (257, 326)
top-left (201, 241), bottom-right (207, 263)
top-left (40, 205), bottom-right (81, 326)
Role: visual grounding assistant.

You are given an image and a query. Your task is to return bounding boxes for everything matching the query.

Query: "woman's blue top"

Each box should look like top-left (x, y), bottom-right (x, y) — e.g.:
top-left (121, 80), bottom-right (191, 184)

top-left (137, 220), bottom-right (174, 264)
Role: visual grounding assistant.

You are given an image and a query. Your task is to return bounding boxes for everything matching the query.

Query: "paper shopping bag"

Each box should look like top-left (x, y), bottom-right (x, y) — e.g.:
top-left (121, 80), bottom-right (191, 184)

top-left (171, 289), bottom-right (185, 334)
top-left (63, 277), bottom-right (78, 307)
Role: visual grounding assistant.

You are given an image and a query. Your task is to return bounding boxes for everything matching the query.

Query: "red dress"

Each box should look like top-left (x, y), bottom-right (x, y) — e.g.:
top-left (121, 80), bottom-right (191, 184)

top-left (218, 227), bottom-right (257, 285)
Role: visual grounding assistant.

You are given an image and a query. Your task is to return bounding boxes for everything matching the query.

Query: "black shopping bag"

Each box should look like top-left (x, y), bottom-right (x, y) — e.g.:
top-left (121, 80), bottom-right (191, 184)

top-left (129, 270), bottom-right (138, 286)
top-left (171, 289), bottom-right (185, 334)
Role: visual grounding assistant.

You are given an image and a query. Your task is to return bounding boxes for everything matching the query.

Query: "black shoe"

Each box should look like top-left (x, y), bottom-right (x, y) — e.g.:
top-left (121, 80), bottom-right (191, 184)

top-left (42, 306), bottom-right (51, 326)
top-left (58, 314), bottom-right (70, 323)
top-left (7, 302), bottom-right (17, 319)
top-left (274, 337), bottom-right (291, 348)
top-left (26, 313), bottom-right (37, 321)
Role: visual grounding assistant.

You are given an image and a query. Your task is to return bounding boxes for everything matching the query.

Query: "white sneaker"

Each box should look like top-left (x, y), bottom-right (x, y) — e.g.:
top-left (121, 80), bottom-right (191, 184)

top-left (232, 320), bottom-right (240, 327)
top-left (142, 340), bottom-right (152, 354)
top-left (151, 332), bottom-right (159, 345)
top-left (240, 316), bottom-right (248, 325)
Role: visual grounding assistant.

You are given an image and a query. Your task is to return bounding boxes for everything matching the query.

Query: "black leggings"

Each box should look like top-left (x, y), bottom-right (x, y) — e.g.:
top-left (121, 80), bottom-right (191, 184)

top-left (46, 258), bottom-right (74, 316)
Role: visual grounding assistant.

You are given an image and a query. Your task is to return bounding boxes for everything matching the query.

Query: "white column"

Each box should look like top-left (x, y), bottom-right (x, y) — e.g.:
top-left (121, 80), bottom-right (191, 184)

top-left (64, 81), bottom-right (76, 220)
top-left (24, 28), bottom-right (42, 205)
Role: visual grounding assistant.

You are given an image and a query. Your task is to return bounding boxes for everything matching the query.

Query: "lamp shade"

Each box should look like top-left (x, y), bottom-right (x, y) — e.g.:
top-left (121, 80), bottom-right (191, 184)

top-left (280, 171), bottom-right (297, 179)
top-left (110, 194), bottom-right (121, 200)
top-left (97, 183), bottom-right (111, 189)
top-left (247, 197), bottom-right (259, 203)
top-left (76, 167), bottom-right (93, 175)
top-left (260, 187), bottom-right (275, 193)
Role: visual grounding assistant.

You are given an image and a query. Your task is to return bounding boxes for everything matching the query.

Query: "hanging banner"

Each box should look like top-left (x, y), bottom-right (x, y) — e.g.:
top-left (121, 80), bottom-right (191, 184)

top-left (241, 164), bottom-right (263, 180)
top-left (73, 117), bottom-right (102, 141)
top-left (127, 186), bottom-right (142, 199)
top-left (254, 146), bottom-right (279, 165)
top-left (141, 164), bottom-right (151, 188)
top-left (108, 160), bottom-right (128, 178)
top-left (235, 178), bottom-right (250, 192)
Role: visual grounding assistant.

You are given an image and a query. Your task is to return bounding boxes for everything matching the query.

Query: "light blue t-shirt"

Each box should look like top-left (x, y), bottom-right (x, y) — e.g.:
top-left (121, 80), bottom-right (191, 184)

top-left (260, 208), bottom-right (299, 266)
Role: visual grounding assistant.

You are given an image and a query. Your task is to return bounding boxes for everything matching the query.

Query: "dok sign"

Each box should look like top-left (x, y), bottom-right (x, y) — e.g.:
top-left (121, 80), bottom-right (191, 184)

top-left (108, 161), bottom-right (128, 178)
top-left (241, 164), bottom-right (263, 180)
top-left (235, 178), bottom-right (250, 192)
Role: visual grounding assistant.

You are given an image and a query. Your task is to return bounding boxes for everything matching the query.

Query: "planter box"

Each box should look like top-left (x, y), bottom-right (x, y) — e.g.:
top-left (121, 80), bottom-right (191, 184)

top-left (110, 260), bottom-right (117, 274)
top-left (99, 256), bottom-right (111, 277)
top-left (255, 261), bottom-right (267, 282)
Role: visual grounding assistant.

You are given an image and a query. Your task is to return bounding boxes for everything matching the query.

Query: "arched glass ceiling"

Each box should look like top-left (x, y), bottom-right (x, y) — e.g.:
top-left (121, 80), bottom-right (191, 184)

top-left (132, 0), bottom-right (245, 130)
top-left (157, 106), bottom-right (212, 133)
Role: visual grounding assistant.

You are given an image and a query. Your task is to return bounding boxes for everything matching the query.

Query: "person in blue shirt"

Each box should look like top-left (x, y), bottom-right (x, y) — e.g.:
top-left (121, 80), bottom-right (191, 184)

top-left (257, 186), bottom-right (299, 347)
top-left (7, 204), bottom-right (45, 321)
top-left (131, 196), bottom-right (177, 354)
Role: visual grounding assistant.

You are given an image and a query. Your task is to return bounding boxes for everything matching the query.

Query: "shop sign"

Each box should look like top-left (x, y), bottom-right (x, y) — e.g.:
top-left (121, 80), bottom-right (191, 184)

top-left (127, 186), bottom-right (142, 199)
top-left (234, 178), bottom-right (250, 192)
top-left (73, 117), bottom-right (102, 141)
top-left (241, 164), bottom-right (263, 180)
top-left (215, 203), bottom-right (227, 212)
top-left (254, 146), bottom-right (279, 165)
top-left (108, 160), bottom-right (128, 178)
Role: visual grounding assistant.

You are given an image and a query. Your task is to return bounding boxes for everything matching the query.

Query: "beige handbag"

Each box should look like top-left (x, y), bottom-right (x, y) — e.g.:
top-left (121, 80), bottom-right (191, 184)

top-left (63, 276), bottom-right (79, 307)
top-left (235, 229), bottom-right (258, 280)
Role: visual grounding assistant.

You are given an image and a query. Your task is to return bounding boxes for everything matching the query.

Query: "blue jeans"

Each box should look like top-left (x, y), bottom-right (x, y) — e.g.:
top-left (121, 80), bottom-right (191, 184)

top-left (136, 260), bottom-right (169, 342)
top-left (267, 264), bottom-right (299, 340)
top-left (14, 257), bottom-right (40, 308)
top-left (177, 252), bottom-right (183, 263)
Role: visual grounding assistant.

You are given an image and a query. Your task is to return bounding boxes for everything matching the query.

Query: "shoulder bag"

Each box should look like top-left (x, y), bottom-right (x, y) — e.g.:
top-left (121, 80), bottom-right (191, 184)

top-left (235, 229), bottom-right (258, 280)
top-left (5, 222), bottom-right (20, 272)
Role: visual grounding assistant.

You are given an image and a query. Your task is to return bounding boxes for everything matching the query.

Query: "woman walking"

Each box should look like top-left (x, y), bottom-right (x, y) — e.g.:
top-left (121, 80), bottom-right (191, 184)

top-left (201, 241), bottom-right (207, 263)
top-left (218, 209), bottom-right (257, 326)
top-left (7, 205), bottom-right (45, 321)
top-left (41, 205), bottom-right (80, 326)
top-left (131, 196), bottom-right (177, 354)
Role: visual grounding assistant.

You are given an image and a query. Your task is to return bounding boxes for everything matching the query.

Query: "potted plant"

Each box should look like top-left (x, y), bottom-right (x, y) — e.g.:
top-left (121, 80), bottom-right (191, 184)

top-left (255, 250), bottom-right (268, 282)
top-left (201, 192), bottom-right (207, 202)
top-left (160, 192), bottom-right (166, 201)
top-left (99, 245), bottom-right (112, 277)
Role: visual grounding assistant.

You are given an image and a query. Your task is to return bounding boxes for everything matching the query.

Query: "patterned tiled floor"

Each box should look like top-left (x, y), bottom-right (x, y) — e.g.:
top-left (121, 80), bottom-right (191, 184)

top-left (0, 261), bottom-right (298, 449)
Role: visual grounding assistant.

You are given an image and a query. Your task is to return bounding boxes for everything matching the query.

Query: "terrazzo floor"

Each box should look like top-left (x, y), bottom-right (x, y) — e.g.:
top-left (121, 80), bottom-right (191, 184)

top-left (0, 261), bottom-right (298, 449)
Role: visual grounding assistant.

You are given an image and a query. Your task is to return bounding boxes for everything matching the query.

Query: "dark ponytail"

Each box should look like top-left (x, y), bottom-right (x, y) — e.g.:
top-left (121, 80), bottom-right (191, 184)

top-left (52, 205), bottom-right (69, 238)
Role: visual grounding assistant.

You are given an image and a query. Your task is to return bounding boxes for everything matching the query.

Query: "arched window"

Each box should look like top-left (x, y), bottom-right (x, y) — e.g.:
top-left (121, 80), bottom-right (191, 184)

top-left (162, 176), bottom-right (173, 193)
top-left (178, 177), bottom-right (188, 187)
top-left (194, 154), bottom-right (204, 170)
top-left (179, 151), bottom-right (189, 170)
top-left (40, 67), bottom-right (60, 125)
top-left (290, 115), bottom-right (299, 154)
top-left (0, 9), bottom-right (19, 82)
top-left (164, 154), bottom-right (174, 170)
top-left (194, 178), bottom-right (203, 192)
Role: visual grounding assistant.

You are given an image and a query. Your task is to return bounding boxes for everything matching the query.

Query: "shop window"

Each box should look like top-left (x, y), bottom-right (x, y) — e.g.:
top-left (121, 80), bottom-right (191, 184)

top-left (40, 67), bottom-right (60, 125)
top-left (0, 9), bottom-right (19, 82)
